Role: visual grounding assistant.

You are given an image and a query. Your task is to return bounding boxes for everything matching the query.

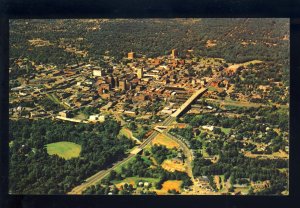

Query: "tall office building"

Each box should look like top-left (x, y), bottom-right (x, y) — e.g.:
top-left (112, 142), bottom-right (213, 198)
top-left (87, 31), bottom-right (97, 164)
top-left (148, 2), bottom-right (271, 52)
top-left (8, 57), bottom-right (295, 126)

top-left (107, 76), bottom-right (115, 88)
top-left (114, 76), bottom-right (119, 88)
top-left (137, 68), bottom-right (143, 79)
top-left (119, 80), bottom-right (127, 91)
top-left (171, 49), bottom-right (178, 59)
top-left (128, 52), bottom-right (135, 59)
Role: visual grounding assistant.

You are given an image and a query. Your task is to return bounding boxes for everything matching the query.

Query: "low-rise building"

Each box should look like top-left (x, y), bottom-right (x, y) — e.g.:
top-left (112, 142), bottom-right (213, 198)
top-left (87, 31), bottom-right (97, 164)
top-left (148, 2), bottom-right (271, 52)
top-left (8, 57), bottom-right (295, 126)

top-left (202, 125), bottom-right (214, 131)
top-left (58, 110), bottom-right (72, 118)
top-left (124, 110), bottom-right (136, 116)
top-left (89, 114), bottom-right (105, 122)
top-left (93, 69), bottom-right (104, 77)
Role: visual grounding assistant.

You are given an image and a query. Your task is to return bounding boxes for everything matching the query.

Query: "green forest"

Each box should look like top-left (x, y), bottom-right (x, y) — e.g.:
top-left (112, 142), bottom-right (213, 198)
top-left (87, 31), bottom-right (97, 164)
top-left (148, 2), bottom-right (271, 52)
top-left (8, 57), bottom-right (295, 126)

top-left (9, 119), bottom-right (135, 194)
top-left (192, 146), bottom-right (288, 195)
top-left (9, 19), bottom-right (289, 68)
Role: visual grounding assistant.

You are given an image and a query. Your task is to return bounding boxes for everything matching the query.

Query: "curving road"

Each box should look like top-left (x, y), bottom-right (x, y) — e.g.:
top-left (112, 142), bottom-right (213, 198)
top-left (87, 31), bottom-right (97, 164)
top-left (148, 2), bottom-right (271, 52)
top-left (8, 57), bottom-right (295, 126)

top-left (68, 116), bottom-right (176, 194)
top-left (163, 132), bottom-right (195, 181)
top-left (67, 82), bottom-right (221, 194)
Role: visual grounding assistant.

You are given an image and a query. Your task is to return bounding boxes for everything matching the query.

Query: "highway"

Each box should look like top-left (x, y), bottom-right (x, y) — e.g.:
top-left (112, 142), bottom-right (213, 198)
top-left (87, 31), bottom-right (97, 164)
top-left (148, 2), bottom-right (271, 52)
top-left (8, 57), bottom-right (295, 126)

top-left (68, 115), bottom-right (175, 194)
top-left (68, 81), bottom-right (220, 194)
top-left (171, 88), bottom-right (208, 117)
top-left (68, 153), bottom-right (136, 194)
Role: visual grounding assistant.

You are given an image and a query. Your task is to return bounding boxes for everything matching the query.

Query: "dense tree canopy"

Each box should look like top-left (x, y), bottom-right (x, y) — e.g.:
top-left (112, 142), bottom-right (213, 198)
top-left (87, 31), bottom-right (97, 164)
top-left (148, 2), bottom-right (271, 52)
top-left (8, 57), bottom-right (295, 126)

top-left (10, 19), bottom-right (289, 68)
top-left (9, 119), bottom-right (135, 194)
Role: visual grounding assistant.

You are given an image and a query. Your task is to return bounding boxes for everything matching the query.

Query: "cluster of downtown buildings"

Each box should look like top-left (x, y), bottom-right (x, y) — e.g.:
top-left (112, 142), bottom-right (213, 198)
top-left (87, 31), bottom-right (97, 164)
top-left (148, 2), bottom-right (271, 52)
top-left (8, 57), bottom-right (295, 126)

top-left (9, 49), bottom-right (234, 122)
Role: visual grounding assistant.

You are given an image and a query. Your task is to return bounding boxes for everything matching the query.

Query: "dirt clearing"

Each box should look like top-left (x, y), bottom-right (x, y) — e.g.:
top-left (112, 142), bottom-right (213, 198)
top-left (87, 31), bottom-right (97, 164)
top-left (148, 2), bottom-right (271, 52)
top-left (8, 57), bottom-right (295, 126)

top-left (161, 159), bottom-right (186, 173)
top-left (152, 134), bottom-right (180, 149)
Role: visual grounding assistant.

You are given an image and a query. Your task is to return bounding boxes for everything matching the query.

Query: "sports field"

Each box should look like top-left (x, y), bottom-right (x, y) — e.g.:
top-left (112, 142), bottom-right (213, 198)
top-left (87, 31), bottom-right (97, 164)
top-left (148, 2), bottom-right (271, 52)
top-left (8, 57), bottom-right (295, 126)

top-left (46, 141), bottom-right (81, 160)
top-left (221, 127), bottom-right (231, 134)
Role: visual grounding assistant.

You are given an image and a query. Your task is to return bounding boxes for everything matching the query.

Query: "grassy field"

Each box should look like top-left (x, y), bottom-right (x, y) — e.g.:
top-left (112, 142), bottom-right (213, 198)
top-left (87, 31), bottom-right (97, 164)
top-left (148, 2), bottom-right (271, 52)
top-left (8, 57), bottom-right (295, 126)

top-left (114, 155), bottom-right (136, 173)
top-left (152, 134), bottom-right (180, 149)
top-left (119, 128), bottom-right (131, 139)
top-left (273, 150), bottom-right (289, 158)
top-left (221, 127), bottom-right (231, 135)
top-left (235, 187), bottom-right (250, 195)
top-left (208, 86), bottom-right (219, 92)
top-left (207, 98), bottom-right (263, 108)
top-left (201, 144), bottom-right (209, 157)
top-left (150, 156), bottom-right (158, 166)
top-left (46, 141), bottom-right (81, 160)
top-left (144, 143), bottom-right (152, 151)
top-left (217, 98), bottom-right (288, 110)
top-left (244, 150), bottom-right (289, 159)
top-left (141, 155), bottom-right (153, 166)
top-left (278, 168), bottom-right (288, 175)
top-left (46, 93), bottom-right (70, 109)
top-left (73, 112), bottom-right (88, 120)
top-left (9, 141), bottom-right (14, 148)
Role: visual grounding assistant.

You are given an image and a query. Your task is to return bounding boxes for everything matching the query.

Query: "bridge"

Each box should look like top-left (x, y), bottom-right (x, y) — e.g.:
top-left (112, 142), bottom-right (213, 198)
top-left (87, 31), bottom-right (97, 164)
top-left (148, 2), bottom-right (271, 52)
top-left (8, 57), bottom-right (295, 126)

top-left (154, 126), bottom-right (168, 133)
top-left (169, 76), bottom-right (224, 118)
top-left (171, 87), bottom-right (208, 118)
top-left (68, 115), bottom-right (179, 194)
top-left (68, 79), bottom-right (220, 194)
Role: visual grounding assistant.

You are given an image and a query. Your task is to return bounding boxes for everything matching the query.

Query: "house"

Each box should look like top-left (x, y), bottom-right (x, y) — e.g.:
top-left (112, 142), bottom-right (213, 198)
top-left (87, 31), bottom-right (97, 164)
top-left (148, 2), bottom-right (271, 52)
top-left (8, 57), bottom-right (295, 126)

top-left (100, 102), bottom-right (113, 111)
top-left (152, 59), bottom-right (161, 66)
top-left (52, 70), bottom-right (63, 76)
top-left (89, 115), bottom-right (105, 123)
top-left (98, 83), bottom-right (111, 94)
top-left (258, 85), bottom-right (271, 92)
top-left (251, 180), bottom-right (271, 189)
top-left (58, 110), bottom-right (72, 118)
top-left (132, 93), bottom-right (148, 102)
top-left (202, 125), bottom-right (214, 131)
top-left (161, 107), bottom-right (175, 115)
top-left (136, 85), bottom-right (145, 92)
top-left (100, 93), bottom-right (111, 100)
top-left (285, 146), bottom-right (289, 153)
top-left (75, 101), bottom-right (82, 107)
top-left (93, 69), bottom-right (104, 77)
top-left (197, 176), bottom-right (210, 183)
top-left (124, 111), bottom-right (136, 116)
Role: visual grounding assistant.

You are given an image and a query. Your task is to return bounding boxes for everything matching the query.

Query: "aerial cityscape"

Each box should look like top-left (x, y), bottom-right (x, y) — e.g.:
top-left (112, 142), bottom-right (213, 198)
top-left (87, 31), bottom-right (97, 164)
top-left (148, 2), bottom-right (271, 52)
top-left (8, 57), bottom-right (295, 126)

top-left (9, 19), bottom-right (289, 195)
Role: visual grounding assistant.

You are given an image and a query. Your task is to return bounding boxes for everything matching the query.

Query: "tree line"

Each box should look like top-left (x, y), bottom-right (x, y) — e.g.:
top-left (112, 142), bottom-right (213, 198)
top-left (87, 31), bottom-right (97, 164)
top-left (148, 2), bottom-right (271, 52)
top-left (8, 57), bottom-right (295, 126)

top-left (9, 119), bottom-right (135, 194)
